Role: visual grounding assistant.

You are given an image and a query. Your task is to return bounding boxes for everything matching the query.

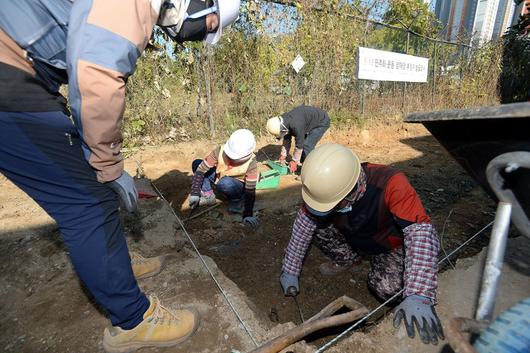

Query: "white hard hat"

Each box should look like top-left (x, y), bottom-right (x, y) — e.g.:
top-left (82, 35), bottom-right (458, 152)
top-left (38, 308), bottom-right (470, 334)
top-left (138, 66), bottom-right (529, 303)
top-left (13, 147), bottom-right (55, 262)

top-left (266, 116), bottom-right (286, 138)
top-left (205, 0), bottom-right (241, 45)
top-left (301, 144), bottom-right (361, 215)
top-left (224, 129), bottom-right (256, 160)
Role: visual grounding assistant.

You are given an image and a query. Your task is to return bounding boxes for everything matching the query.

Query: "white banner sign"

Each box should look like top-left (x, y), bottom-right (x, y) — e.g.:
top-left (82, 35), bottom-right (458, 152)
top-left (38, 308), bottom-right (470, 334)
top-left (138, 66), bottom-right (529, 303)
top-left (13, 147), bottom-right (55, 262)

top-left (357, 47), bottom-right (429, 82)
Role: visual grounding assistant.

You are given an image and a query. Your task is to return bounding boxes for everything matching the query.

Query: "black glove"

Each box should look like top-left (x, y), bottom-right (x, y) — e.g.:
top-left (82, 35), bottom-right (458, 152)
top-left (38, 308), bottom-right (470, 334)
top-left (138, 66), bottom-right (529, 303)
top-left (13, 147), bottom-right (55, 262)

top-left (243, 216), bottom-right (259, 228)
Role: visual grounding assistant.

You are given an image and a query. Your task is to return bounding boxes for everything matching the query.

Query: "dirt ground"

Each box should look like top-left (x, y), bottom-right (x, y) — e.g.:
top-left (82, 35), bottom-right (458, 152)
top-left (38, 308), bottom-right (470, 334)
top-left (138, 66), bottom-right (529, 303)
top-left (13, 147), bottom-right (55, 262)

top-left (141, 122), bottom-right (497, 330)
top-left (1, 121), bottom-right (528, 353)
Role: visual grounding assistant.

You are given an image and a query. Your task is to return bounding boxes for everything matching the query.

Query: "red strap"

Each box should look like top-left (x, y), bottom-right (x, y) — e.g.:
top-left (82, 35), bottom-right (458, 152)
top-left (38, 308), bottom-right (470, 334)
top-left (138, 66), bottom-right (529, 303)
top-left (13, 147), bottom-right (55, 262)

top-left (138, 191), bottom-right (156, 199)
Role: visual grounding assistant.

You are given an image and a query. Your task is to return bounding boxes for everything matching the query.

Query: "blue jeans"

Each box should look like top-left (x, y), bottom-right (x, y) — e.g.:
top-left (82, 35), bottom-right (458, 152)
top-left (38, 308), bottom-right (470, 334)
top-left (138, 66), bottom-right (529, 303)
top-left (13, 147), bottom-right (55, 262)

top-left (192, 159), bottom-right (245, 202)
top-left (0, 111), bottom-right (149, 329)
top-left (302, 125), bottom-right (329, 162)
top-left (192, 159), bottom-right (216, 192)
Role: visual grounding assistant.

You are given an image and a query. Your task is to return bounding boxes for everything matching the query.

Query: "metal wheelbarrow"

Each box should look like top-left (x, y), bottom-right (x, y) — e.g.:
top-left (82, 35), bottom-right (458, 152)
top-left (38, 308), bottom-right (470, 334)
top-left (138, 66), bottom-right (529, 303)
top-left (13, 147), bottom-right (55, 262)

top-left (406, 102), bottom-right (530, 353)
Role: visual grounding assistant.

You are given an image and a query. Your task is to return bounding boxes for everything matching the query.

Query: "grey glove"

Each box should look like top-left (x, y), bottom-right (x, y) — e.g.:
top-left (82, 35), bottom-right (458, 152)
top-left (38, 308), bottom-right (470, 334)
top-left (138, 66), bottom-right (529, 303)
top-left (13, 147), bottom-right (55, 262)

top-left (280, 272), bottom-right (299, 296)
top-left (108, 171), bottom-right (138, 213)
top-left (189, 195), bottom-right (200, 209)
top-left (243, 216), bottom-right (259, 228)
top-left (393, 295), bottom-right (445, 345)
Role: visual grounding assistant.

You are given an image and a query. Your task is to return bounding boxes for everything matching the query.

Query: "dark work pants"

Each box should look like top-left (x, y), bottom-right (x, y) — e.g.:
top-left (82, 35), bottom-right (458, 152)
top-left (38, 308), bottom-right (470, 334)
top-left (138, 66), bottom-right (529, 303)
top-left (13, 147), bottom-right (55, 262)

top-left (313, 224), bottom-right (404, 301)
top-left (0, 111), bottom-right (149, 329)
top-left (301, 125), bottom-right (329, 162)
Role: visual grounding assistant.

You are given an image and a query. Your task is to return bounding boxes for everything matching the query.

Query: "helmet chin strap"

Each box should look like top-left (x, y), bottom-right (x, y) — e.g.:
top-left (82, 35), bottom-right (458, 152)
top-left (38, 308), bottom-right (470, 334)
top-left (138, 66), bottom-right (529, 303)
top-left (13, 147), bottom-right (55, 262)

top-left (278, 117), bottom-right (288, 138)
top-left (279, 117), bottom-right (288, 132)
top-left (231, 154), bottom-right (251, 164)
top-left (184, 4), bottom-right (217, 20)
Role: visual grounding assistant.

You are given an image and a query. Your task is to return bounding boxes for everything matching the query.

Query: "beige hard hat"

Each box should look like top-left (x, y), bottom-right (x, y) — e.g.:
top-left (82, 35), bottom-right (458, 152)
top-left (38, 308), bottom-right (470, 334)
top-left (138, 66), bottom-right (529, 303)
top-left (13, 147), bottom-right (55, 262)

top-left (301, 143), bottom-right (361, 215)
top-left (266, 116), bottom-right (287, 138)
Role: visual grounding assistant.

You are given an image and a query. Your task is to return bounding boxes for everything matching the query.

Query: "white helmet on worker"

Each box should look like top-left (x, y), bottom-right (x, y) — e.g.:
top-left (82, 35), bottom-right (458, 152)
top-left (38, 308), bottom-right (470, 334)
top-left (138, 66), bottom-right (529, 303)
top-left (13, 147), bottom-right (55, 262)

top-left (159, 0), bottom-right (240, 44)
top-left (224, 129), bottom-right (256, 160)
top-left (205, 0), bottom-right (241, 44)
top-left (301, 144), bottom-right (361, 216)
top-left (266, 116), bottom-right (288, 138)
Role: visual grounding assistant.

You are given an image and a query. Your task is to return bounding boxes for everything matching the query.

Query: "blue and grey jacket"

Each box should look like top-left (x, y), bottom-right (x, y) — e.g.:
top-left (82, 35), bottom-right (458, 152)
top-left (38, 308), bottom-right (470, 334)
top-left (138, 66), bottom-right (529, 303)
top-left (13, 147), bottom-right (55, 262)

top-left (0, 0), bottom-right (187, 182)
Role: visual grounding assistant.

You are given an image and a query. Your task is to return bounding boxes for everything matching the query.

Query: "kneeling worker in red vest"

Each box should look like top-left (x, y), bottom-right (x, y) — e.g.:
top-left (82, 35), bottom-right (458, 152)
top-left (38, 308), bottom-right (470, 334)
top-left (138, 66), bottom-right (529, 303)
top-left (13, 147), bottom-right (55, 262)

top-left (189, 129), bottom-right (260, 228)
top-left (279, 143), bottom-right (444, 345)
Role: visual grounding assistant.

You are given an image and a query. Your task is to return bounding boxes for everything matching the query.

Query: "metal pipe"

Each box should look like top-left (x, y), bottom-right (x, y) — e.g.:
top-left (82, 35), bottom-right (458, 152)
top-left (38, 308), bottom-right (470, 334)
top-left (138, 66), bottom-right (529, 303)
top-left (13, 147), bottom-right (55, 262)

top-left (475, 202), bottom-right (512, 321)
top-left (447, 317), bottom-right (487, 353)
top-left (359, 19), bottom-right (369, 117)
top-left (431, 42), bottom-right (437, 107)
top-left (401, 31), bottom-right (410, 113)
top-left (486, 151), bottom-right (530, 238)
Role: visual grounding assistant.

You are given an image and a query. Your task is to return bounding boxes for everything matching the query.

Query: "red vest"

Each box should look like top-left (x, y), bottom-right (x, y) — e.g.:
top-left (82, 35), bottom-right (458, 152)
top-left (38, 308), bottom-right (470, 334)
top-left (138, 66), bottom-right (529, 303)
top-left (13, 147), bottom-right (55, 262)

top-left (328, 163), bottom-right (430, 254)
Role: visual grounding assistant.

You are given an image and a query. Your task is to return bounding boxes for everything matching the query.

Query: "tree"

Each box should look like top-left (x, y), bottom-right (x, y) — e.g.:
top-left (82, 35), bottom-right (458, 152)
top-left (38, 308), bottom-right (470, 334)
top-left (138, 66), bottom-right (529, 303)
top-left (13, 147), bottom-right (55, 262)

top-left (378, 0), bottom-right (440, 54)
top-left (498, 4), bottom-right (530, 103)
top-left (384, 0), bottom-right (440, 37)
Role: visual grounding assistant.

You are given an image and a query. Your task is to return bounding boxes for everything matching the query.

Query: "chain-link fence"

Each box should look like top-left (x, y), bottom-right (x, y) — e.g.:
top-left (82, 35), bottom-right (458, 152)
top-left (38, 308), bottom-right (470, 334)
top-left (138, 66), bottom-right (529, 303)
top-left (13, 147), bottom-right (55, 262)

top-left (124, 1), bottom-right (502, 145)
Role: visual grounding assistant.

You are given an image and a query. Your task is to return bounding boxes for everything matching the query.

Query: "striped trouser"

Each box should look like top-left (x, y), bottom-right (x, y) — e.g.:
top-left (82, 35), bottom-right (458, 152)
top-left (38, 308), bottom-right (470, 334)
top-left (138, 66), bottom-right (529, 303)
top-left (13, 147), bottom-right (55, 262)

top-left (313, 224), bottom-right (404, 301)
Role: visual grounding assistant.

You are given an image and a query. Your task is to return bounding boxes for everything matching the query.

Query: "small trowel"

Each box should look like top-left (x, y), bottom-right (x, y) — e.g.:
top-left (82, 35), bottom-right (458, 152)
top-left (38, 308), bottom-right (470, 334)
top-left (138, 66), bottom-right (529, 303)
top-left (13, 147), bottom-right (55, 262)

top-left (287, 286), bottom-right (305, 324)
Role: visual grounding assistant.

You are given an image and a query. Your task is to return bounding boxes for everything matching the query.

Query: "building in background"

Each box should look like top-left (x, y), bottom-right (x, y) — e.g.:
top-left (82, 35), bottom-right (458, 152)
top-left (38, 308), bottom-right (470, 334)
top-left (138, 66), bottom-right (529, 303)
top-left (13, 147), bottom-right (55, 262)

top-left (435, 0), bottom-right (478, 42)
top-left (492, 0), bottom-right (516, 38)
top-left (473, 0), bottom-right (501, 43)
top-left (434, 0), bottom-right (517, 44)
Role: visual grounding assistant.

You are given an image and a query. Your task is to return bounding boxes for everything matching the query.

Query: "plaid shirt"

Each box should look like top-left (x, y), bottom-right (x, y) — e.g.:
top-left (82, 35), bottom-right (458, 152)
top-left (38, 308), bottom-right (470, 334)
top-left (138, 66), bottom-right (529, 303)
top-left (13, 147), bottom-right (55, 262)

top-left (282, 168), bottom-right (439, 301)
top-left (402, 223), bottom-right (439, 300)
top-left (282, 207), bottom-right (318, 276)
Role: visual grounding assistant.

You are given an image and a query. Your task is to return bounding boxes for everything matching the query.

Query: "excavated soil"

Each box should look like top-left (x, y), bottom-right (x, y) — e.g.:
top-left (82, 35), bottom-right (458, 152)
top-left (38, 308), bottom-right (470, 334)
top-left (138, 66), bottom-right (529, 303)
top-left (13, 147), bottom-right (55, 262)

top-left (2, 121), bottom-right (527, 353)
top-left (135, 123), bottom-right (498, 341)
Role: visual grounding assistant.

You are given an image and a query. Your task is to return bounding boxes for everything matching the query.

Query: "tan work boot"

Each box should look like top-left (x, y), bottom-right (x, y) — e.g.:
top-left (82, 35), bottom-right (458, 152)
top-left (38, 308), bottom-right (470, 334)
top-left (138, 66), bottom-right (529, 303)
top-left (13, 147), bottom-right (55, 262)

top-left (130, 252), bottom-right (163, 279)
top-left (102, 295), bottom-right (200, 353)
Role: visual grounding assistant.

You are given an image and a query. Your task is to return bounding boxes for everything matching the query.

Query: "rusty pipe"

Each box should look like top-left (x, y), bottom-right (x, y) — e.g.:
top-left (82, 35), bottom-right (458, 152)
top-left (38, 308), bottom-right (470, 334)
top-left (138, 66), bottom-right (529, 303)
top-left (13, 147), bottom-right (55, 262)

top-left (447, 317), bottom-right (488, 353)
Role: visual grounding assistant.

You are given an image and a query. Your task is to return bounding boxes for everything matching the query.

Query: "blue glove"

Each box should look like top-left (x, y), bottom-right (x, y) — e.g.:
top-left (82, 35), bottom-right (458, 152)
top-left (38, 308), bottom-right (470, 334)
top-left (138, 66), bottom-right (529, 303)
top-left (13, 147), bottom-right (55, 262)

top-left (393, 295), bottom-right (444, 345)
top-left (280, 272), bottom-right (299, 296)
top-left (108, 171), bottom-right (138, 213)
top-left (243, 216), bottom-right (259, 228)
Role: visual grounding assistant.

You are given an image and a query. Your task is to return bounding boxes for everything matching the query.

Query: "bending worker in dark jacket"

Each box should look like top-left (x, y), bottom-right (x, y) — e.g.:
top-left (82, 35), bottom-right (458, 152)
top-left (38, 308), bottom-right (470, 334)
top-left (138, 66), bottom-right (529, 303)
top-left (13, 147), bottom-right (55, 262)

top-left (279, 144), bottom-right (444, 345)
top-left (266, 105), bottom-right (330, 173)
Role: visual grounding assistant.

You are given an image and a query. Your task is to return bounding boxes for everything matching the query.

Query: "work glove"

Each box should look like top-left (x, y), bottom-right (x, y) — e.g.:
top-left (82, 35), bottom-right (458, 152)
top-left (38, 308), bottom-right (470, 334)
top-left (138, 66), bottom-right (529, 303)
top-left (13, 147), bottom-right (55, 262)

top-left (393, 295), bottom-right (445, 345)
top-left (278, 154), bottom-right (287, 166)
top-left (280, 272), bottom-right (299, 296)
top-left (243, 216), bottom-right (259, 228)
top-left (189, 195), bottom-right (200, 209)
top-left (108, 171), bottom-right (138, 213)
top-left (289, 160), bottom-right (299, 173)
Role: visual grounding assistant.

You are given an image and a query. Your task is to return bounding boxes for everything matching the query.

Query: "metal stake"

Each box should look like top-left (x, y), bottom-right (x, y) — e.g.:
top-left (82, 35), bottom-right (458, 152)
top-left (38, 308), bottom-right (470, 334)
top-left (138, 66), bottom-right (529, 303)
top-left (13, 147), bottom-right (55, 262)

top-left (475, 202), bottom-right (512, 321)
top-left (293, 296), bottom-right (305, 323)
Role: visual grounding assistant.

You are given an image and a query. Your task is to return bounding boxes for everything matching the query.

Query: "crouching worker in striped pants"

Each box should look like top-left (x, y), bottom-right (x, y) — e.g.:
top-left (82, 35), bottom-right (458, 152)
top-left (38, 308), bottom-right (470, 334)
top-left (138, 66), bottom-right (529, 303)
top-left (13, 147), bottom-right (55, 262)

top-left (189, 129), bottom-right (260, 228)
top-left (279, 143), bottom-right (445, 345)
